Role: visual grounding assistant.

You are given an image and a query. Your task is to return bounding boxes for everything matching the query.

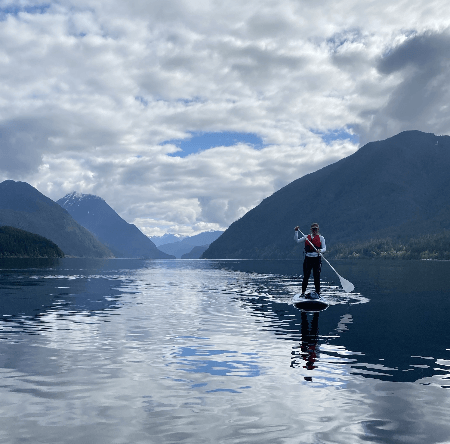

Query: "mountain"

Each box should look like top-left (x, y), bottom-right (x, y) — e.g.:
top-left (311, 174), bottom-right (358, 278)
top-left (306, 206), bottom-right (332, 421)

top-left (181, 245), bottom-right (209, 259)
top-left (0, 226), bottom-right (64, 258)
top-left (182, 231), bottom-right (224, 246)
top-left (203, 130), bottom-right (450, 259)
top-left (157, 231), bottom-right (224, 258)
top-left (0, 180), bottom-right (113, 258)
top-left (57, 192), bottom-right (174, 259)
top-left (150, 233), bottom-right (184, 247)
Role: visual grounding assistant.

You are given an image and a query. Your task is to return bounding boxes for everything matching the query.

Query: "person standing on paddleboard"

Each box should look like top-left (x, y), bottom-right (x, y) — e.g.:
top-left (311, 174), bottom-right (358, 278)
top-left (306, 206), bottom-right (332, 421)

top-left (294, 223), bottom-right (326, 298)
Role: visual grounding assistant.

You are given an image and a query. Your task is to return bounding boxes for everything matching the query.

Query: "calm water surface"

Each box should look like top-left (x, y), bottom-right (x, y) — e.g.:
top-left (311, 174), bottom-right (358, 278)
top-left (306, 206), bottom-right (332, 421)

top-left (0, 258), bottom-right (449, 443)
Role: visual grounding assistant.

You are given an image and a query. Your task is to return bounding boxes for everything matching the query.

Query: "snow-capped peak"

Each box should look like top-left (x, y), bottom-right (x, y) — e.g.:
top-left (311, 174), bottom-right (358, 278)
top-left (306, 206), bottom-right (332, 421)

top-left (60, 192), bottom-right (104, 207)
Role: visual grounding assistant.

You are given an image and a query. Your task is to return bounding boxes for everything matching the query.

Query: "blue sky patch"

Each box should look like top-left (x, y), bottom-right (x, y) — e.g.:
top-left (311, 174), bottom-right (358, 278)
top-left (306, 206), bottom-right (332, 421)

top-left (135, 96), bottom-right (148, 106)
top-left (312, 128), bottom-right (359, 145)
top-left (0, 4), bottom-right (50, 20)
top-left (163, 131), bottom-right (264, 157)
top-left (175, 346), bottom-right (260, 377)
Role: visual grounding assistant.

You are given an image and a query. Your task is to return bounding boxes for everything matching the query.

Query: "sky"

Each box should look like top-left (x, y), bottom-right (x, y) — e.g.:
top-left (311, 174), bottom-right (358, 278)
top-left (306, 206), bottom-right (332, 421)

top-left (1, 0), bottom-right (450, 237)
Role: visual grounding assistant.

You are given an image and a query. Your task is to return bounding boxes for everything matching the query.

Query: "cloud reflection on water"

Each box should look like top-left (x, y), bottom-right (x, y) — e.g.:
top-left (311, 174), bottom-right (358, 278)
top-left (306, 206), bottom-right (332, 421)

top-left (0, 258), bottom-right (450, 443)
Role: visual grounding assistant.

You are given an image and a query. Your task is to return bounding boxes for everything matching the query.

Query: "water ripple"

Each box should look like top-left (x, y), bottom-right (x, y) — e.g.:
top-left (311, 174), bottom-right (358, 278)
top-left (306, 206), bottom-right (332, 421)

top-left (0, 258), bottom-right (450, 443)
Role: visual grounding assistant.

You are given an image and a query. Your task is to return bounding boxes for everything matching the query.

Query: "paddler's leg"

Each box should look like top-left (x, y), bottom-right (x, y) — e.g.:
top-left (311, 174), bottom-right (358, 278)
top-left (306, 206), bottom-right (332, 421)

top-left (312, 256), bottom-right (322, 294)
top-left (302, 256), bottom-right (312, 294)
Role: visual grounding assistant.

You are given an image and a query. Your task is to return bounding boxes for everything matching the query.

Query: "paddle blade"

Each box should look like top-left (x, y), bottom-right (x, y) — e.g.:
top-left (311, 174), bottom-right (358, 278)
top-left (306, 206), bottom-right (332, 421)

top-left (338, 274), bottom-right (354, 293)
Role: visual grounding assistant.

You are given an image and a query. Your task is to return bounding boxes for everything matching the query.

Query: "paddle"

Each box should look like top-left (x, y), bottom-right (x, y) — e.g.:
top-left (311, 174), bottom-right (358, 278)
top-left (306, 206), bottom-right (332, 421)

top-left (298, 229), bottom-right (354, 293)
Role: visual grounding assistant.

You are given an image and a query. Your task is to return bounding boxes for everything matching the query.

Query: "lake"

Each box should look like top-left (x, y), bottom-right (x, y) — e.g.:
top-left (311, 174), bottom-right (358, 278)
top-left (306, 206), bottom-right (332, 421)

top-left (0, 257), bottom-right (449, 443)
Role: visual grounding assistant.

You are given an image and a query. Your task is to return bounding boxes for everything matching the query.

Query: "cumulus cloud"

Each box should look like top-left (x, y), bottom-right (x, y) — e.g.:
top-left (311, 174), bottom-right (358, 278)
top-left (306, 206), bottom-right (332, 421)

top-left (1, 0), bottom-right (450, 235)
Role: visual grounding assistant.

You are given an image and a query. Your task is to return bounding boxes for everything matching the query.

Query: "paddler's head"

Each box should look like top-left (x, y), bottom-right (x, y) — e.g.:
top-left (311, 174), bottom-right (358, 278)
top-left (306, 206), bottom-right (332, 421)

top-left (310, 223), bottom-right (319, 234)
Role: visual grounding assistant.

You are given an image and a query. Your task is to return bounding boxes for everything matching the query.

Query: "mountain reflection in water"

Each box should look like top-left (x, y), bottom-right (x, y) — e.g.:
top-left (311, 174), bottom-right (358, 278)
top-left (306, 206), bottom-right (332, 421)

top-left (0, 257), bottom-right (449, 444)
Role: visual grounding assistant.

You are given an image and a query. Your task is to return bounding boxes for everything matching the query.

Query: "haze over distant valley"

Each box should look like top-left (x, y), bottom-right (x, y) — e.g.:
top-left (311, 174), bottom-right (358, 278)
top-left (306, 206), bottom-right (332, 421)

top-left (152, 231), bottom-right (224, 258)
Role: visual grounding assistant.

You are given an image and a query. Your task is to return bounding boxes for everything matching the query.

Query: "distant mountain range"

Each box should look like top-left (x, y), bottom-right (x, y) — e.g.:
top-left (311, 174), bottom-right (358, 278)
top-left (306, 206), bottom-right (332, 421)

top-left (155, 231), bottom-right (224, 258)
top-left (0, 180), bottom-right (113, 258)
top-left (203, 130), bottom-right (450, 259)
top-left (57, 192), bottom-right (174, 259)
top-left (151, 233), bottom-right (184, 247)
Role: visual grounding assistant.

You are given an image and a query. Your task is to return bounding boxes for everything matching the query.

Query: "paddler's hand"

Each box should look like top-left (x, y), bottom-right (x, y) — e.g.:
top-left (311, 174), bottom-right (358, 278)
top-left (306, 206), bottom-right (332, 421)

top-left (294, 226), bottom-right (299, 231)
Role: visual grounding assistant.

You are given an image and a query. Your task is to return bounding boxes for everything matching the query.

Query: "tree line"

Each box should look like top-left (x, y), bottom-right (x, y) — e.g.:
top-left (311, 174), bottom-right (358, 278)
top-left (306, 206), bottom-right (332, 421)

top-left (327, 230), bottom-right (450, 260)
top-left (0, 226), bottom-right (64, 258)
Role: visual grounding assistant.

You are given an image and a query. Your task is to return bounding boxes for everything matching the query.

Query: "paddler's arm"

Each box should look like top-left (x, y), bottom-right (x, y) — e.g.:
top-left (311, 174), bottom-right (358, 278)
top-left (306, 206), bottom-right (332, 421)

top-left (294, 226), bottom-right (307, 243)
top-left (319, 235), bottom-right (326, 254)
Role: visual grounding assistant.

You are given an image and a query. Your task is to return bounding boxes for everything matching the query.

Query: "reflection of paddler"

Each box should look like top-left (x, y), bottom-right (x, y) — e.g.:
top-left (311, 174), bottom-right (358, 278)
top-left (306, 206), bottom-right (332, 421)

top-left (300, 312), bottom-right (319, 371)
top-left (290, 311), bottom-right (321, 375)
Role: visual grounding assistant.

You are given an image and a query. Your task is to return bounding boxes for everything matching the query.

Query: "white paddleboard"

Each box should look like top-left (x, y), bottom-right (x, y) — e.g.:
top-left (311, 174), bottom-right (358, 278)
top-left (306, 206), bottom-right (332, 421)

top-left (292, 293), bottom-right (329, 312)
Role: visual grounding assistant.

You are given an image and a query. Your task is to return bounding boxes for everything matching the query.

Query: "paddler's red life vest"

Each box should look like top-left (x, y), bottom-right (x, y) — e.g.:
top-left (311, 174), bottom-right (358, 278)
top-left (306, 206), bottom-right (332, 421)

top-left (305, 235), bottom-right (321, 253)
